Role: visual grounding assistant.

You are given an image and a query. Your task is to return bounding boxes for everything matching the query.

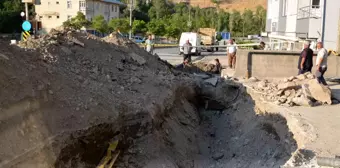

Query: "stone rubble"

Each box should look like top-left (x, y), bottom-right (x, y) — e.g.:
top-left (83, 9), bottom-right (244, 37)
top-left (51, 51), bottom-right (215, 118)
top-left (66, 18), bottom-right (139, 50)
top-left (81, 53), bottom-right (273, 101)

top-left (247, 72), bottom-right (334, 107)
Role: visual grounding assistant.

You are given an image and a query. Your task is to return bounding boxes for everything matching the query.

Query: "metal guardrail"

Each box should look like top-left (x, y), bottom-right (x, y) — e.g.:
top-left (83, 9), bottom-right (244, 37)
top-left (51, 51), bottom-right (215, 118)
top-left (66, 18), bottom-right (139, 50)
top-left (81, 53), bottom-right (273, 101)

top-left (150, 41), bottom-right (288, 48)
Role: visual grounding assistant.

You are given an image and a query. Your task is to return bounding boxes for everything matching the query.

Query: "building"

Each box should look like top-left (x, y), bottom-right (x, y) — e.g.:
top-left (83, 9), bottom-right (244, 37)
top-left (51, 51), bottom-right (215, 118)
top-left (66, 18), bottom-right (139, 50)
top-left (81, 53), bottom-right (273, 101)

top-left (266, 0), bottom-right (340, 51)
top-left (33, 0), bottom-right (124, 33)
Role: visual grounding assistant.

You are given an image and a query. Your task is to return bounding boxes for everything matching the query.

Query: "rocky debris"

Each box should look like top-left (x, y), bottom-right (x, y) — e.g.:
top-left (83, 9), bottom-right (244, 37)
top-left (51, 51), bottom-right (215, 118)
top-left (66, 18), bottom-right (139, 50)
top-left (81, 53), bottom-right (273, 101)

top-left (248, 77), bottom-right (259, 82)
top-left (129, 52), bottom-right (146, 65)
top-left (292, 96), bottom-right (313, 107)
top-left (247, 73), bottom-right (333, 107)
top-left (278, 82), bottom-right (299, 91)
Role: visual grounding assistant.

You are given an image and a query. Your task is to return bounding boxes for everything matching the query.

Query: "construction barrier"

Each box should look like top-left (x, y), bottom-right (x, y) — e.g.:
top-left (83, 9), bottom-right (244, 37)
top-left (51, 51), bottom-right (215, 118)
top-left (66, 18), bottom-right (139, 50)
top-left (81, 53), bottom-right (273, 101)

top-left (22, 31), bottom-right (30, 41)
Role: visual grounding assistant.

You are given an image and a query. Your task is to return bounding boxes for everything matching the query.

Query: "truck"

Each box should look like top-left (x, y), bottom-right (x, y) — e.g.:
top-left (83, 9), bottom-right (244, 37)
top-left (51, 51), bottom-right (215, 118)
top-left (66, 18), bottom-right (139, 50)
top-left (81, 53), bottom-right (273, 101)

top-left (179, 32), bottom-right (202, 55)
top-left (198, 28), bottom-right (218, 52)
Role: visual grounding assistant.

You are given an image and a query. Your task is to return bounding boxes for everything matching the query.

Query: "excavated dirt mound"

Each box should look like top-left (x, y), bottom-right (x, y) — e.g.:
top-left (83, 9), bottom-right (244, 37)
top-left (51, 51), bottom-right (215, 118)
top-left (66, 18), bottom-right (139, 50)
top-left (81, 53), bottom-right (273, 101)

top-left (0, 30), bottom-right (300, 168)
top-left (0, 31), bottom-right (193, 168)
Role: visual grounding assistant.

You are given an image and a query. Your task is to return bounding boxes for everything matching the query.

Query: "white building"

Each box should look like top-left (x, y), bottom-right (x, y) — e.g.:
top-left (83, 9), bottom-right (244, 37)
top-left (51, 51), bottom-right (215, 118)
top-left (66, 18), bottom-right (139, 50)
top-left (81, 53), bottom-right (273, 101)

top-left (266, 0), bottom-right (340, 51)
top-left (32, 0), bottom-right (124, 33)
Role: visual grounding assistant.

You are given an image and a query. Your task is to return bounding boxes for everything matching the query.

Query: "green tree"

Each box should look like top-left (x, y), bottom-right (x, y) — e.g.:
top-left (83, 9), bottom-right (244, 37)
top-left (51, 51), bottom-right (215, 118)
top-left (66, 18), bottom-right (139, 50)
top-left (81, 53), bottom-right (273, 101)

top-left (63, 12), bottom-right (91, 30)
top-left (92, 15), bottom-right (108, 33)
top-left (255, 5), bottom-right (266, 32)
top-left (132, 20), bottom-right (147, 34)
top-left (148, 0), bottom-right (171, 19)
top-left (242, 9), bottom-right (255, 36)
top-left (108, 18), bottom-right (130, 33)
top-left (147, 19), bottom-right (165, 36)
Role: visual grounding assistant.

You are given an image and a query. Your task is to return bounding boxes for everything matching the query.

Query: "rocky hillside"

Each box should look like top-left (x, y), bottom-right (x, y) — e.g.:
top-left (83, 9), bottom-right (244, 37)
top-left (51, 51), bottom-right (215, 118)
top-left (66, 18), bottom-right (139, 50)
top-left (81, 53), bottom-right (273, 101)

top-left (172, 0), bottom-right (267, 11)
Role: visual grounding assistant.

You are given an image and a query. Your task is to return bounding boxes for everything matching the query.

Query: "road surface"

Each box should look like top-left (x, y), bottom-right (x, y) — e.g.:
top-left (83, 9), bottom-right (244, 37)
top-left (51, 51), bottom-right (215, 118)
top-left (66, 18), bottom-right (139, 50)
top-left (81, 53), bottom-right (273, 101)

top-left (154, 47), bottom-right (227, 65)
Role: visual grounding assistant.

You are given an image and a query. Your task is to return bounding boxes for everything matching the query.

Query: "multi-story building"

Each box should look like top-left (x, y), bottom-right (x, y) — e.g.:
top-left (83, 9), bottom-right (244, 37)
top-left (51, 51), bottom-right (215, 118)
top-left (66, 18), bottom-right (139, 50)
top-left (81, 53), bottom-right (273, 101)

top-left (33, 0), bottom-right (124, 33)
top-left (266, 0), bottom-right (340, 51)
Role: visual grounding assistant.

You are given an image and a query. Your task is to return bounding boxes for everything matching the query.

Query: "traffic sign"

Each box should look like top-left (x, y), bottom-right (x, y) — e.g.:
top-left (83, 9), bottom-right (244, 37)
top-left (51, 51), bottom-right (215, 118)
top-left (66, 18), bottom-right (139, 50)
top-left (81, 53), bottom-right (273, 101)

top-left (22, 21), bottom-right (31, 31)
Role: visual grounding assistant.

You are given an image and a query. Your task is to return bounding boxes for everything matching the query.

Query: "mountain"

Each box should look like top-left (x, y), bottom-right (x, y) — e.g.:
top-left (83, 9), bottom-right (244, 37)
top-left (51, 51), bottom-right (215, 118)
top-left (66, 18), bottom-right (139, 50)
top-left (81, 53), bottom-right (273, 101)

top-left (171, 0), bottom-right (267, 11)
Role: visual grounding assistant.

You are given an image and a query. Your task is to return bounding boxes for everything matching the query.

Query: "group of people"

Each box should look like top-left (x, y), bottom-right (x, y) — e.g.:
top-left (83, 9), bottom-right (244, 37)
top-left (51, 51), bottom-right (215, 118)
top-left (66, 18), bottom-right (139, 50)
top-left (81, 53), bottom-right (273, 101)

top-left (298, 41), bottom-right (328, 85)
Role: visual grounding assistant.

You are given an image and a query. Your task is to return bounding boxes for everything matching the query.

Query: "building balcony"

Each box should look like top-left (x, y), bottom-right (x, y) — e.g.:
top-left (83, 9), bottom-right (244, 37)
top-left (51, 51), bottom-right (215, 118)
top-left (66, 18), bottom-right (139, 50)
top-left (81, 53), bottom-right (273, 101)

top-left (297, 5), bottom-right (322, 19)
top-left (79, 6), bottom-right (93, 11)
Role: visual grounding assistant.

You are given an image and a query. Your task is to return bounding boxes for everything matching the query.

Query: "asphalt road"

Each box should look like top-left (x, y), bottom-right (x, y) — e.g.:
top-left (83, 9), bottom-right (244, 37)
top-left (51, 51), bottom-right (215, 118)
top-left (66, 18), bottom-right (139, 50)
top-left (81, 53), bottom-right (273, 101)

top-left (154, 47), bottom-right (227, 65)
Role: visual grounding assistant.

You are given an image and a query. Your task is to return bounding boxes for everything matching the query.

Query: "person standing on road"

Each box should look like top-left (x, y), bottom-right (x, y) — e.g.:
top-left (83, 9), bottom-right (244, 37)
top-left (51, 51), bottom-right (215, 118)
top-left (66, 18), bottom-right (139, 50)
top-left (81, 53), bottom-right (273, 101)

top-left (145, 35), bottom-right (154, 54)
top-left (315, 42), bottom-right (328, 85)
top-left (298, 41), bottom-right (314, 75)
top-left (182, 40), bottom-right (192, 62)
top-left (227, 39), bottom-right (237, 69)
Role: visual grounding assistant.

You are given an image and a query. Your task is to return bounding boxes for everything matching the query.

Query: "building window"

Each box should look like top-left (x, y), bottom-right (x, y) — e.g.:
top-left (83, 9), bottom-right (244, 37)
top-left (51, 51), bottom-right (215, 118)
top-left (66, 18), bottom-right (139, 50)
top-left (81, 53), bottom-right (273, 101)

top-left (67, 15), bottom-right (72, 20)
top-left (56, 1), bottom-right (59, 4)
top-left (39, 16), bottom-right (43, 19)
top-left (79, 1), bottom-right (86, 8)
top-left (312, 0), bottom-right (320, 8)
top-left (115, 6), bottom-right (117, 12)
top-left (96, 3), bottom-right (99, 10)
top-left (67, 0), bottom-right (72, 8)
top-left (112, 5), bottom-right (114, 11)
top-left (282, 0), bottom-right (287, 16)
top-left (57, 16), bottom-right (60, 19)
top-left (48, 16), bottom-right (52, 19)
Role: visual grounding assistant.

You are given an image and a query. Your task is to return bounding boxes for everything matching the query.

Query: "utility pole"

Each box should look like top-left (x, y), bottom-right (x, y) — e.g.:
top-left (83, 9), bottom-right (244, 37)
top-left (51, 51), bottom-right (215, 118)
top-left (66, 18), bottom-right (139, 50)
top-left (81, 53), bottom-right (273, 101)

top-left (25, 2), bottom-right (29, 20)
top-left (129, 0), bottom-right (134, 40)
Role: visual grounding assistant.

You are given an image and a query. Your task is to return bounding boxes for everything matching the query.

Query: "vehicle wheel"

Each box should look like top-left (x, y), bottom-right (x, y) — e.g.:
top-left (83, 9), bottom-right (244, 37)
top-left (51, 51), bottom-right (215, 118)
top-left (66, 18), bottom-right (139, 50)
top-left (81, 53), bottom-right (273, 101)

top-left (216, 47), bottom-right (219, 51)
top-left (198, 52), bottom-right (201, 56)
top-left (195, 50), bottom-right (198, 56)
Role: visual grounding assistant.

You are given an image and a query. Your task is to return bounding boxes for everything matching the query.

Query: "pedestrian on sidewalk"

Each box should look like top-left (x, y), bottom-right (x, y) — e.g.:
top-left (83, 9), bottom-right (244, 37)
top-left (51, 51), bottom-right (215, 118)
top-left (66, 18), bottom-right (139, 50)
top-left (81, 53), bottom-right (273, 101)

top-left (227, 39), bottom-right (237, 69)
top-left (298, 41), bottom-right (313, 75)
top-left (182, 40), bottom-right (192, 62)
top-left (315, 42), bottom-right (328, 85)
top-left (145, 35), bottom-right (154, 54)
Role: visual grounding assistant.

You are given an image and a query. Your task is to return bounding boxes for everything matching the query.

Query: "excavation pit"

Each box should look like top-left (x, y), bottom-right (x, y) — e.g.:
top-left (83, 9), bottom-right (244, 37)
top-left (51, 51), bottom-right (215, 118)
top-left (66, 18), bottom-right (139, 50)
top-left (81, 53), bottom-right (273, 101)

top-left (52, 80), bottom-right (298, 168)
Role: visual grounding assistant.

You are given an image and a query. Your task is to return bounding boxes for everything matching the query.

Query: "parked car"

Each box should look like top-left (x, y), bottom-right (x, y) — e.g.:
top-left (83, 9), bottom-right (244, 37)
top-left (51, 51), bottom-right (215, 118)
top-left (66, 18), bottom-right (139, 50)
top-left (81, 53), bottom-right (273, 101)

top-left (133, 36), bottom-right (145, 43)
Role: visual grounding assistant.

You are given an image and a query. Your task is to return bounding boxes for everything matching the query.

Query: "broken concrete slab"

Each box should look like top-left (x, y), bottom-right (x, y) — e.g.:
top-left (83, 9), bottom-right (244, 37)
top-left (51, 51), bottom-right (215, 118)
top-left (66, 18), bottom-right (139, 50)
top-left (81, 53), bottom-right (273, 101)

top-left (204, 77), bottom-right (219, 87)
top-left (278, 82), bottom-right (299, 91)
top-left (129, 52), bottom-right (146, 65)
top-left (308, 79), bottom-right (332, 105)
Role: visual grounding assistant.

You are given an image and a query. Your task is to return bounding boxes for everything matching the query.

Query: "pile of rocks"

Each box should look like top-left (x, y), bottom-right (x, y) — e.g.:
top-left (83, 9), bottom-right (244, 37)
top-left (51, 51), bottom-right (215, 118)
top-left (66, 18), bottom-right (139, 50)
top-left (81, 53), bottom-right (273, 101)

top-left (248, 72), bottom-right (333, 107)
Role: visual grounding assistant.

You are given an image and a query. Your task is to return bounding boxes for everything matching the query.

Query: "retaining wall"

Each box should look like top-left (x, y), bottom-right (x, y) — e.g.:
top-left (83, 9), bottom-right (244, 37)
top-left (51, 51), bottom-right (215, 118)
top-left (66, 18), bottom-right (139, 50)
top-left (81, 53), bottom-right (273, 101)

top-left (233, 50), bottom-right (340, 79)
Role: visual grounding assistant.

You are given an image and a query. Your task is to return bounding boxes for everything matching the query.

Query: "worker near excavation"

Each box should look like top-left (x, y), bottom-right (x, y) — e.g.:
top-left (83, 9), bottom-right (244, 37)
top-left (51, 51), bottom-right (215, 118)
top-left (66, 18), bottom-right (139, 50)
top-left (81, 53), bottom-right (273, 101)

top-left (145, 35), bottom-right (154, 54)
top-left (182, 40), bottom-right (192, 62)
top-left (227, 39), bottom-right (237, 69)
top-left (211, 58), bottom-right (221, 74)
top-left (315, 42), bottom-right (328, 85)
top-left (297, 41), bottom-right (313, 75)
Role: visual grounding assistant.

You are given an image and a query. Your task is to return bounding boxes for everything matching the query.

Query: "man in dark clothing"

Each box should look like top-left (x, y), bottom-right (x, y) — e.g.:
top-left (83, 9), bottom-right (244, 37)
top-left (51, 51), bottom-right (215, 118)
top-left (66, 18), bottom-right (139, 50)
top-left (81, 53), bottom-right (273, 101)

top-left (298, 41), bottom-right (314, 75)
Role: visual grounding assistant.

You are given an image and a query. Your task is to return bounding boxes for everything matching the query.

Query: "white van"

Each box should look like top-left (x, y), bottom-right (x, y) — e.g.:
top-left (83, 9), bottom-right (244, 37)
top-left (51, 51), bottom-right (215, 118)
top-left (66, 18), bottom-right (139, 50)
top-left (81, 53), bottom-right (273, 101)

top-left (179, 32), bottom-right (202, 55)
